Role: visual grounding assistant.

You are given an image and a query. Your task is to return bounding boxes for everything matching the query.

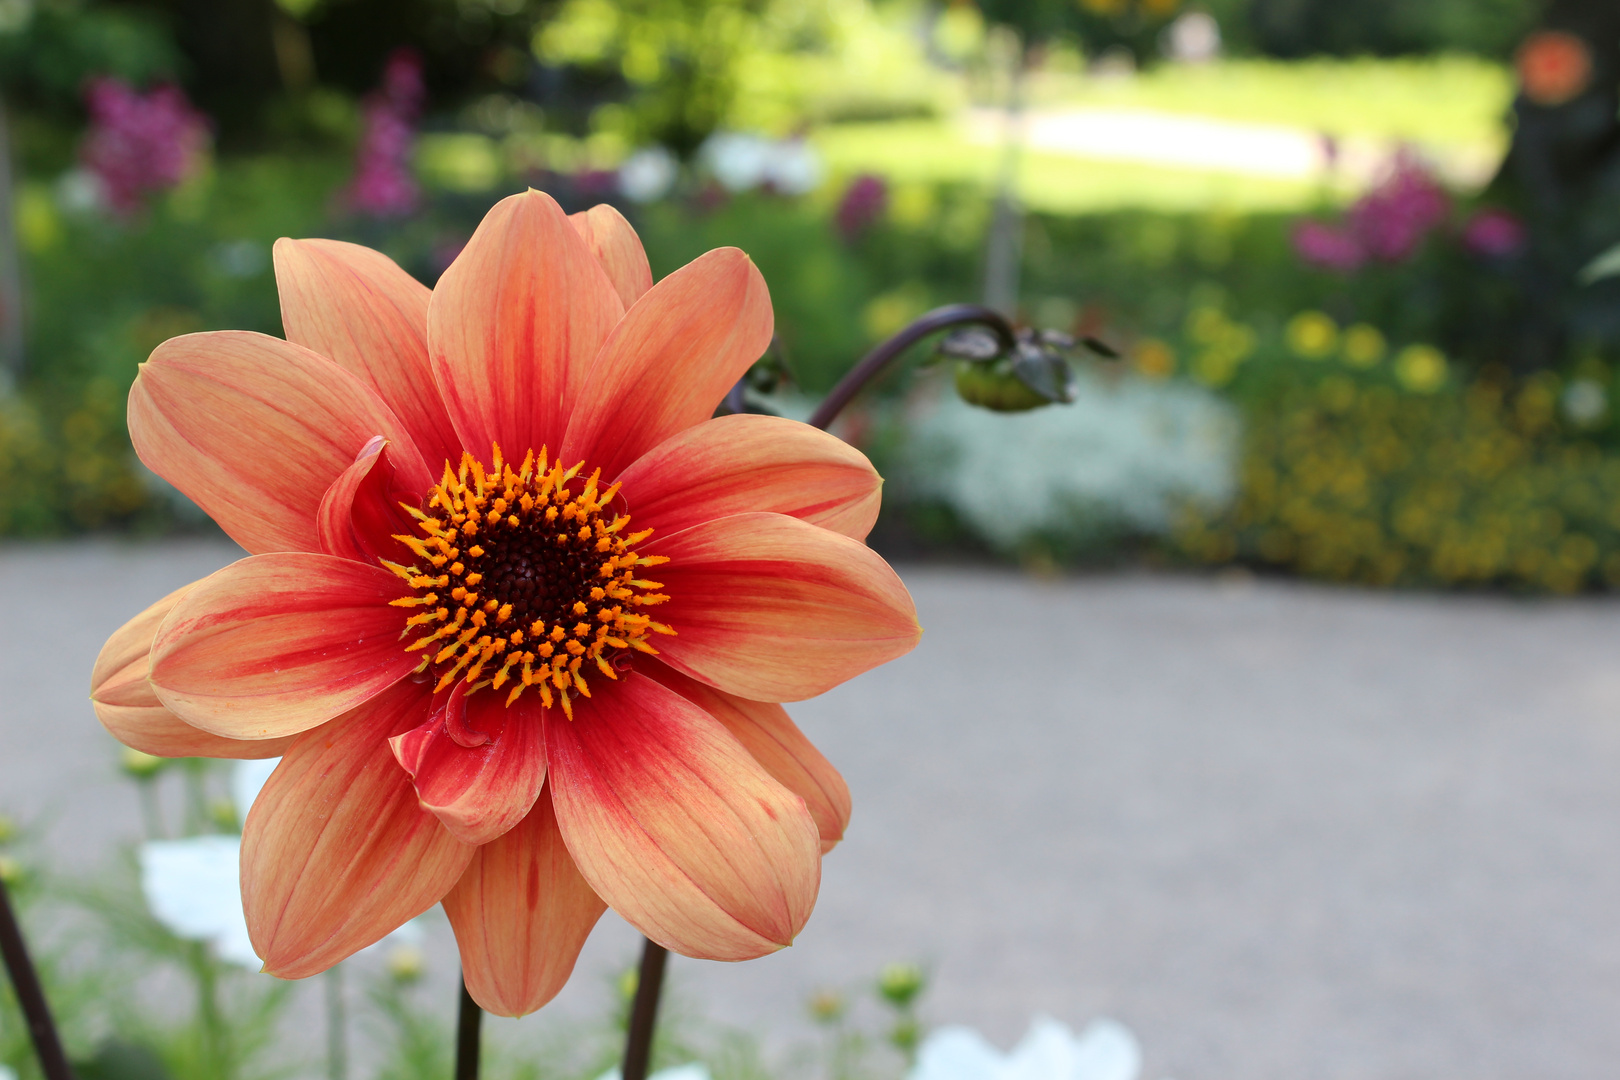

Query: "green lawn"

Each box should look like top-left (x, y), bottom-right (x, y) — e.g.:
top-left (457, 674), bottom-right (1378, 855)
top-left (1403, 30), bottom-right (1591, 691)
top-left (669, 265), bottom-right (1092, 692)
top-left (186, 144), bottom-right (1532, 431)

top-left (814, 57), bottom-right (1512, 214)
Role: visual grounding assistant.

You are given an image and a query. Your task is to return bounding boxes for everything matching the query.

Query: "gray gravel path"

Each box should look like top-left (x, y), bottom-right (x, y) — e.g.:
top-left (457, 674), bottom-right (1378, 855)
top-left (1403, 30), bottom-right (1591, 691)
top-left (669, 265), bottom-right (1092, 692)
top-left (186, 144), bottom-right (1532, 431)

top-left (4, 539), bottom-right (1620, 1080)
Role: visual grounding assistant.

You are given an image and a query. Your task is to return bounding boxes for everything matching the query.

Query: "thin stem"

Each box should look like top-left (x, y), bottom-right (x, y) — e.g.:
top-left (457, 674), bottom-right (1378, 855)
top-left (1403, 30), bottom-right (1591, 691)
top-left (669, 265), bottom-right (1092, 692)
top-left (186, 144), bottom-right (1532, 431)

top-left (621, 939), bottom-right (668, 1080)
top-left (194, 941), bottom-right (227, 1079)
top-left (326, 964), bottom-right (348, 1080)
top-left (454, 979), bottom-right (482, 1080)
top-left (807, 304), bottom-right (1017, 432)
top-left (0, 876), bottom-right (75, 1080)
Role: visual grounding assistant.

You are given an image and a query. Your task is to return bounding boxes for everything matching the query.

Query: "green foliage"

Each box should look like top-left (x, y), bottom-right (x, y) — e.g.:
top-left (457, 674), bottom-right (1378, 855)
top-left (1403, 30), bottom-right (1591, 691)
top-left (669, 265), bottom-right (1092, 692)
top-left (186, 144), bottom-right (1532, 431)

top-left (0, 4), bottom-right (182, 111)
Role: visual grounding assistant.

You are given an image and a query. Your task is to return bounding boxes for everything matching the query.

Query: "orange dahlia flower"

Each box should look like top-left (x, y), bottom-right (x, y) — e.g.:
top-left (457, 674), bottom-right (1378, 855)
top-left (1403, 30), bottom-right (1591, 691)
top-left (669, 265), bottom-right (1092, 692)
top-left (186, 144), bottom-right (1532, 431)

top-left (89, 190), bottom-right (921, 1016)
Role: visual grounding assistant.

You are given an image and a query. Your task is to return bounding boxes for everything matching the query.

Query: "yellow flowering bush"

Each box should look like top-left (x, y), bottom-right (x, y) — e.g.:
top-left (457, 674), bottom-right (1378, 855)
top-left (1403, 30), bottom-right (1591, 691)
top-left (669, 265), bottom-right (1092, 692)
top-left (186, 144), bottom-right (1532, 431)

top-left (1172, 310), bottom-right (1620, 592)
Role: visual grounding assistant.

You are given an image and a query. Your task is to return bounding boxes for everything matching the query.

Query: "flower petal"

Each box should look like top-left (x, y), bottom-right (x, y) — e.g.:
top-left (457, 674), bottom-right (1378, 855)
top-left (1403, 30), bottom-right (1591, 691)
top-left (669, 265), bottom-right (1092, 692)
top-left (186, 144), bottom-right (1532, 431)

top-left (428, 190), bottom-right (624, 459)
top-left (545, 675), bottom-right (820, 960)
top-left (150, 553), bottom-right (419, 740)
top-left (91, 584), bottom-right (294, 759)
top-left (273, 237), bottom-right (460, 469)
top-left (568, 205), bottom-right (653, 310)
top-left (619, 414), bottom-right (882, 541)
top-left (562, 248), bottom-right (773, 480)
top-left (316, 436), bottom-right (418, 565)
top-left (646, 512), bottom-right (921, 702)
top-left (389, 681), bottom-right (548, 846)
top-left (442, 790), bottom-right (606, 1017)
top-left (641, 659), bottom-right (850, 853)
top-left (129, 331), bottom-right (432, 555)
top-left (243, 679), bottom-right (473, 978)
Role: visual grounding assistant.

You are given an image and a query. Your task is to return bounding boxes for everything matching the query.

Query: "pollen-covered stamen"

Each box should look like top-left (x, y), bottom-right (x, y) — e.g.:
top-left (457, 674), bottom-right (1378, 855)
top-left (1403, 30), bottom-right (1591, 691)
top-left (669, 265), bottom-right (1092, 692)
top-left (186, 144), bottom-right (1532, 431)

top-left (384, 446), bottom-right (674, 714)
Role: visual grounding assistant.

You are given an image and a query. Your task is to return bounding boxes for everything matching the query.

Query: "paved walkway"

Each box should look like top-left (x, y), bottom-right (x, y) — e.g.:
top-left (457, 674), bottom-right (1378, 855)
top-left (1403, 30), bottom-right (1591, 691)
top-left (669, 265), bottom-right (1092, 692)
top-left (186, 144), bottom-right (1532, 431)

top-left (5, 539), bottom-right (1620, 1079)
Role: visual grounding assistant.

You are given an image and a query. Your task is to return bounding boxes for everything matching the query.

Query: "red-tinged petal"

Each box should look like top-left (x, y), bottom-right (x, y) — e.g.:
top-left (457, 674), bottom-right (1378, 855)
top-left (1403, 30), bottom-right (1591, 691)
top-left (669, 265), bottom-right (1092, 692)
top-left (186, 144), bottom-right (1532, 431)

top-left (545, 675), bottom-right (821, 961)
top-left (274, 237), bottom-right (460, 468)
top-left (443, 791), bottom-right (606, 1016)
top-left (316, 436), bottom-right (417, 565)
top-left (128, 331), bottom-right (432, 555)
top-left (641, 659), bottom-right (850, 853)
top-left (568, 205), bottom-right (654, 309)
top-left (646, 512), bottom-right (921, 702)
top-left (244, 678), bottom-right (473, 978)
top-left (620, 414), bottom-right (882, 541)
top-left (389, 681), bottom-right (548, 846)
top-left (562, 248), bottom-right (773, 480)
top-left (149, 553), bottom-right (419, 740)
top-left (429, 190), bottom-right (624, 459)
top-left (90, 584), bottom-right (294, 759)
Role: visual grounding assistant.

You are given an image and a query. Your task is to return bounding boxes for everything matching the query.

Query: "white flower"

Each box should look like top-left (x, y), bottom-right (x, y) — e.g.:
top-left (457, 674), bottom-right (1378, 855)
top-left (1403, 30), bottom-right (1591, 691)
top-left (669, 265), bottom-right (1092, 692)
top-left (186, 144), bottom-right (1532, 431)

top-left (139, 759), bottom-right (418, 969)
top-left (701, 132), bottom-right (774, 192)
top-left (139, 834), bottom-right (260, 967)
top-left (912, 1016), bottom-right (1143, 1080)
top-left (619, 146), bottom-right (679, 203)
top-left (761, 138), bottom-right (823, 196)
top-left (597, 1063), bottom-right (712, 1080)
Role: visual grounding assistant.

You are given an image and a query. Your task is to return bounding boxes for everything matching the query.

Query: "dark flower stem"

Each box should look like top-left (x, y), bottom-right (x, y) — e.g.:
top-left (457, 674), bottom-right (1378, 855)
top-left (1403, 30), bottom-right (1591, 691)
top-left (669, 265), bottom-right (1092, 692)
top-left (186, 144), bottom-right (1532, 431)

top-left (807, 303), bottom-right (1017, 431)
top-left (614, 306), bottom-right (1017, 1080)
top-left (621, 940), bottom-right (668, 1080)
top-left (0, 876), bottom-right (75, 1080)
top-left (454, 979), bottom-right (482, 1080)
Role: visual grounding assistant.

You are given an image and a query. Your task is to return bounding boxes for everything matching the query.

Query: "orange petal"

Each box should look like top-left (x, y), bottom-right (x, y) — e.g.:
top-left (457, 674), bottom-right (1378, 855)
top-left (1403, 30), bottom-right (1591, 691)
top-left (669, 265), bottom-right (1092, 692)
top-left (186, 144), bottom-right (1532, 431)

top-left (316, 436), bottom-right (417, 565)
top-left (129, 331), bottom-right (432, 555)
top-left (562, 248), bottom-right (773, 481)
top-left (618, 414), bottom-right (882, 541)
top-left (443, 790), bottom-right (606, 1017)
top-left (647, 512), bottom-right (921, 702)
top-left (545, 675), bottom-right (820, 961)
top-left (429, 190), bottom-right (624, 459)
top-left (640, 659), bottom-right (850, 853)
top-left (149, 553), bottom-right (419, 740)
top-left (244, 679), bottom-right (473, 978)
top-left (389, 681), bottom-right (548, 846)
top-left (91, 583), bottom-right (294, 759)
top-left (274, 238), bottom-right (461, 469)
top-left (568, 205), bottom-right (654, 309)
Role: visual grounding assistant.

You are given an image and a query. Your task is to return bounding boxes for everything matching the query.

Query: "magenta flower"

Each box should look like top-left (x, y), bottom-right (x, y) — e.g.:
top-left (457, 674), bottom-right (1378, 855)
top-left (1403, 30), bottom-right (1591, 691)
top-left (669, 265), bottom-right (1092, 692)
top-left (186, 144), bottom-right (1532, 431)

top-left (835, 174), bottom-right (887, 241)
top-left (80, 78), bottom-right (210, 215)
top-left (1346, 155), bottom-right (1450, 263)
top-left (1291, 220), bottom-right (1365, 272)
top-left (1461, 207), bottom-right (1527, 258)
top-left (344, 49), bottom-right (426, 218)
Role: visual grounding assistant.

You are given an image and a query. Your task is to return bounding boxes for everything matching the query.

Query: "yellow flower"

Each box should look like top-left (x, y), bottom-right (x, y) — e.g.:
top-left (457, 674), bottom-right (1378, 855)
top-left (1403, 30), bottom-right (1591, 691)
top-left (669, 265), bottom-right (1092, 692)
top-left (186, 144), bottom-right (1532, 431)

top-left (1341, 324), bottom-right (1387, 368)
top-left (1132, 338), bottom-right (1176, 380)
top-left (1285, 311), bottom-right (1338, 360)
top-left (1394, 344), bottom-right (1447, 394)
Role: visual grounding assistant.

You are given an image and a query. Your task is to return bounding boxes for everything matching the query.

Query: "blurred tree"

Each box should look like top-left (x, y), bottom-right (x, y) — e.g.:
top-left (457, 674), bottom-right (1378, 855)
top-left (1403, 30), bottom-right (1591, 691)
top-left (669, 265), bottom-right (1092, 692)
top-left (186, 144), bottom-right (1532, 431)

top-left (1480, 0), bottom-right (1620, 370)
top-left (1241, 0), bottom-right (1538, 59)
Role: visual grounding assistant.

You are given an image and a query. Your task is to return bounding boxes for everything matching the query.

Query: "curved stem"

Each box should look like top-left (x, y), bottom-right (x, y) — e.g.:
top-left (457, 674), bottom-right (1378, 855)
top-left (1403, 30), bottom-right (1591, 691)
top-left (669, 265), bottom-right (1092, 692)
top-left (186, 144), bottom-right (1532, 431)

top-left (454, 979), bottom-right (482, 1080)
top-left (0, 877), bottom-right (74, 1080)
top-left (621, 939), bottom-right (668, 1080)
top-left (807, 304), bottom-right (1017, 432)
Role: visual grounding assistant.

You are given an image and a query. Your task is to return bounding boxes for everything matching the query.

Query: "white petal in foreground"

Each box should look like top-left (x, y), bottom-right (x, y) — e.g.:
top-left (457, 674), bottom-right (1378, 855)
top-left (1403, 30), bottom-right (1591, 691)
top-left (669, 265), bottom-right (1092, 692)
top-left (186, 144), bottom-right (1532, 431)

top-left (911, 1015), bottom-right (1144, 1080)
top-left (139, 835), bottom-right (260, 968)
top-left (597, 1064), bottom-right (712, 1080)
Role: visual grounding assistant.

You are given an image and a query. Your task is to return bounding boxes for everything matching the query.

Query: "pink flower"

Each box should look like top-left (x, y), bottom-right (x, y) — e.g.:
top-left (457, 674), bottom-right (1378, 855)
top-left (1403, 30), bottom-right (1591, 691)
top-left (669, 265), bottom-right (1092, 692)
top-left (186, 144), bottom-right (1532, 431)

top-left (80, 78), bottom-right (209, 215)
top-left (835, 174), bottom-right (887, 241)
top-left (344, 50), bottom-right (426, 218)
top-left (1461, 207), bottom-right (1526, 258)
top-left (1291, 220), bottom-right (1365, 272)
top-left (1347, 155), bottom-right (1450, 263)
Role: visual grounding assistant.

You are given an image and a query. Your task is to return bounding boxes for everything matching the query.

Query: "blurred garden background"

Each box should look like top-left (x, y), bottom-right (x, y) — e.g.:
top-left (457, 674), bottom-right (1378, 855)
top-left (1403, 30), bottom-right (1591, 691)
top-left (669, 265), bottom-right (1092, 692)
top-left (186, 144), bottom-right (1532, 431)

top-left (11, 1), bottom-right (1620, 1078)
top-left (5, 0), bottom-right (1620, 590)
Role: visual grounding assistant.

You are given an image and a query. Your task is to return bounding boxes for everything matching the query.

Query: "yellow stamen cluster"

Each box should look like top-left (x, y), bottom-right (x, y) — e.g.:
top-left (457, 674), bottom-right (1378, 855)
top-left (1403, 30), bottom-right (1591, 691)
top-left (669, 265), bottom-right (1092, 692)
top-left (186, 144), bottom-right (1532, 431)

top-left (386, 446), bottom-right (673, 717)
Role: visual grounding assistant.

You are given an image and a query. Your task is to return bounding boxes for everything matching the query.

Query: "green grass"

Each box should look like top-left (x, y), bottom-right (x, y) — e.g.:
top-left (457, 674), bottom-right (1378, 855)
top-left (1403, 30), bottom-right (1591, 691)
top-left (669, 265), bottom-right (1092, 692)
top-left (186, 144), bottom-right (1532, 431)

top-left (814, 120), bottom-right (1333, 215)
top-left (1031, 56), bottom-right (1514, 147)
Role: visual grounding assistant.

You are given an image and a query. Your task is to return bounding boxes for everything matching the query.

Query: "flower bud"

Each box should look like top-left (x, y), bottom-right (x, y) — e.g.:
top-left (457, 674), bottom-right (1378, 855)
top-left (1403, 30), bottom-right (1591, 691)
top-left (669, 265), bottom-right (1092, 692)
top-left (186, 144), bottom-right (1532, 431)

top-left (807, 989), bottom-right (846, 1024)
top-left (120, 748), bottom-right (166, 779)
top-left (0, 855), bottom-right (23, 887)
top-left (876, 962), bottom-right (925, 1009)
top-left (388, 944), bottom-right (426, 984)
